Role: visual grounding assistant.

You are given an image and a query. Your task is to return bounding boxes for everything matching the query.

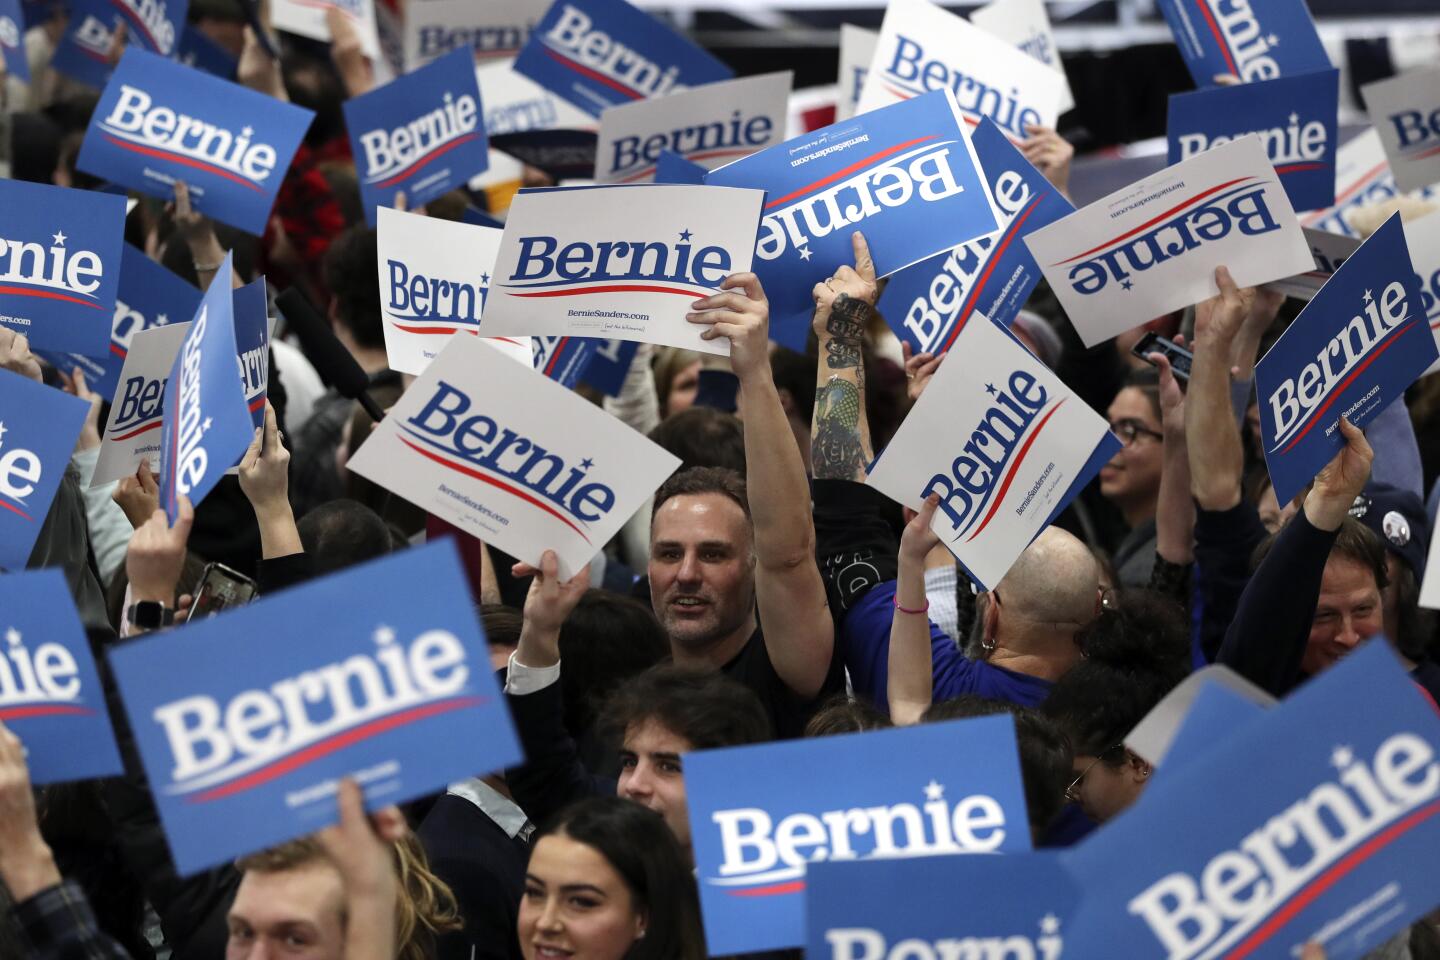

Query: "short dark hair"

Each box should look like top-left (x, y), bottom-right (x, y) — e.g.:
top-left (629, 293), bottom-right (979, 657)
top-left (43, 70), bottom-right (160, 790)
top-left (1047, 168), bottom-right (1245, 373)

top-left (1329, 517), bottom-right (1390, 594)
top-left (1119, 367), bottom-right (1162, 423)
top-left (601, 665), bottom-right (772, 751)
top-left (803, 695), bottom-right (892, 737)
top-left (652, 466), bottom-right (749, 521)
top-left (769, 347), bottom-right (816, 428)
top-left (560, 591), bottom-right (669, 738)
top-left (535, 797), bottom-right (706, 960)
top-left (923, 697), bottom-right (1072, 836)
top-left (1044, 590), bottom-right (1191, 762)
top-left (297, 499), bottom-right (394, 577)
top-left (478, 604), bottom-right (523, 649)
top-left (323, 227), bottom-right (384, 350)
top-left (648, 408), bottom-right (746, 473)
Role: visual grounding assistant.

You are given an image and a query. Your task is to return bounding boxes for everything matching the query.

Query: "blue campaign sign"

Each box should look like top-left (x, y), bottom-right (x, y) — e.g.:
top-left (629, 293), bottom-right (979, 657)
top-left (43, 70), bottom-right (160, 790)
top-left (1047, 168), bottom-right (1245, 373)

top-left (1255, 214), bottom-right (1437, 505)
top-left (177, 25), bottom-right (238, 80)
top-left (111, 0), bottom-right (188, 55)
top-left (1151, 682), bottom-right (1267, 789)
top-left (532, 335), bottom-right (594, 389)
top-left (52, 0), bottom-right (190, 88)
top-left (157, 255), bottom-right (253, 523)
top-left (685, 715), bottom-right (1031, 955)
top-left (36, 243), bottom-right (199, 403)
top-left (0, 0), bottom-right (29, 84)
top-left (1062, 642), bottom-right (1440, 960)
top-left (0, 569), bottom-right (124, 785)
top-left (579, 337), bottom-right (640, 395)
top-left (344, 48), bottom-right (490, 226)
top-left (1156, 0), bottom-right (1330, 88)
top-left (233, 277), bottom-right (269, 429)
top-left (513, 0), bottom-right (732, 118)
top-left (1168, 70), bottom-right (1340, 213)
top-left (654, 148), bottom-right (707, 185)
top-left (0, 370), bottom-right (90, 570)
top-left (78, 47), bottom-right (314, 235)
top-left (462, 206), bottom-right (504, 229)
top-left (107, 539), bottom-right (522, 876)
top-left (806, 852), bottom-right (1079, 960)
top-left (706, 90), bottom-right (999, 351)
top-left (878, 117), bottom-right (1075, 356)
top-left (0, 179), bottom-right (127, 356)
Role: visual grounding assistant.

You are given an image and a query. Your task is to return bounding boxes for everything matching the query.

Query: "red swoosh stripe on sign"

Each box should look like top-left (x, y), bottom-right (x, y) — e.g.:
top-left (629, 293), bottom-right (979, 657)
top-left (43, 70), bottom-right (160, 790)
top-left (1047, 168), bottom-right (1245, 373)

top-left (1323, 162), bottom-right (1388, 212)
top-left (1275, 162), bottom-right (1328, 174)
top-left (394, 324), bottom-right (465, 335)
top-left (185, 696), bottom-right (486, 803)
top-left (111, 343), bottom-right (128, 359)
top-left (1055, 177), bottom-right (1257, 265)
top-left (617, 147), bottom-right (756, 184)
top-left (965, 398), bottom-right (1068, 543)
top-left (110, 0), bottom-right (161, 51)
top-left (1406, 143), bottom-right (1440, 161)
top-left (248, 395), bottom-right (265, 412)
top-left (543, 47), bottom-right (645, 101)
top-left (0, 704), bottom-right (93, 720)
top-left (0, 498), bottom-right (32, 521)
top-left (543, 337), bottom-right (569, 376)
top-left (103, 135), bottom-right (265, 192)
top-left (372, 133), bottom-right (483, 189)
top-left (109, 419), bottom-right (163, 441)
top-left (506, 283), bottom-right (712, 299)
top-left (1224, 798), bottom-right (1440, 960)
top-left (1192, 0), bottom-right (1239, 77)
top-left (725, 881), bottom-right (806, 898)
top-left (1278, 321), bottom-right (1414, 454)
top-left (397, 434), bottom-right (592, 544)
top-left (765, 137), bottom-right (937, 210)
top-left (0, 285), bottom-right (105, 309)
top-left (940, 193), bottom-right (1046, 354)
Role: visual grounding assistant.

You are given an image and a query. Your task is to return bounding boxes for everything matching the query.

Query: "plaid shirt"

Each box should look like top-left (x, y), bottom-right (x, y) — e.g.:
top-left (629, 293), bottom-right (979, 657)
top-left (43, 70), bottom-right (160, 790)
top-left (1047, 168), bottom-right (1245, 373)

top-left (13, 881), bottom-right (132, 960)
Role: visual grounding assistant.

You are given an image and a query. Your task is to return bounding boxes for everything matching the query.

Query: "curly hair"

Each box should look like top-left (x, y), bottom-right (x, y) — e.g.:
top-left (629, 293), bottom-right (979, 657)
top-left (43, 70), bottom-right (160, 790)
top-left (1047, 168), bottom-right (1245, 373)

top-left (236, 833), bottom-right (461, 960)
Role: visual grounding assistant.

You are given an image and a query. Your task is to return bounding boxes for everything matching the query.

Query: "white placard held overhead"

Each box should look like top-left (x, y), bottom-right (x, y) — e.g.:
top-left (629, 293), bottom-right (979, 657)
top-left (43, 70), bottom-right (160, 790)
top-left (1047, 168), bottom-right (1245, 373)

top-left (271, 0), bottom-right (381, 59)
top-left (836, 25), bottom-right (877, 122)
top-left (969, 0), bottom-right (1074, 113)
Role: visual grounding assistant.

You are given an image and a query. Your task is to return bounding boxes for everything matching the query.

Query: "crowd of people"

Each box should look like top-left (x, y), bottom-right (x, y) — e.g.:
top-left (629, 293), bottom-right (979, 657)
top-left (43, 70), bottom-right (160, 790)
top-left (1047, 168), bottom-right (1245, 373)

top-left (1, 1), bottom-right (1438, 959)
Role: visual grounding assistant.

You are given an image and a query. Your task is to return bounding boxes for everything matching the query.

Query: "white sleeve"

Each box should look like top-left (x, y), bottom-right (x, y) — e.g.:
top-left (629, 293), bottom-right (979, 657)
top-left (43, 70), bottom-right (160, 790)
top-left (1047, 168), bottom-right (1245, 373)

top-left (504, 649), bottom-right (562, 695)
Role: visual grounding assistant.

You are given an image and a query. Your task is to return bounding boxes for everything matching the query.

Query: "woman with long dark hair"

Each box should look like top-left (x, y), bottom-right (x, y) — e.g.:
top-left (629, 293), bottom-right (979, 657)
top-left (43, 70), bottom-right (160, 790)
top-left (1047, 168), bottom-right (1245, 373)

top-left (519, 797), bottom-right (705, 960)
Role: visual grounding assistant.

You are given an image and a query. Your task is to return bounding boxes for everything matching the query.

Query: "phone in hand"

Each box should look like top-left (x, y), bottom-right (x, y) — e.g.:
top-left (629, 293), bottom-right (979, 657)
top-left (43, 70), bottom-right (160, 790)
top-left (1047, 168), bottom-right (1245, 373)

top-left (1131, 331), bottom-right (1193, 383)
top-left (186, 562), bottom-right (258, 622)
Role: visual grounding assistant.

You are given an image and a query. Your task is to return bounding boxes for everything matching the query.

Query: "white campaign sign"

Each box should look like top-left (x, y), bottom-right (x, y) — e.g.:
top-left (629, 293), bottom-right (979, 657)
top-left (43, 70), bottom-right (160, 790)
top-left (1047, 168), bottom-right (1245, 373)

top-left (594, 71), bottom-right (791, 183)
top-left (346, 335), bottom-right (679, 578)
top-left (1362, 66), bottom-right (1440, 194)
top-left (92, 322), bottom-right (190, 487)
top-left (375, 207), bottom-right (509, 375)
top-left (836, 25), bottom-right (878, 122)
top-left (867, 314), bottom-right (1114, 589)
top-left (1301, 128), bottom-right (1440, 238)
top-left (1261, 227), bottom-right (1362, 301)
top-left (477, 183), bottom-right (765, 356)
top-left (969, 0), bottom-right (1074, 114)
top-left (271, 0), bottom-right (381, 58)
top-left (1024, 136), bottom-right (1313, 347)
top-left (476, 59), bottom-right (595, 137)
top-left (856, 0), bottom-right (1064, 141)
top-left (403, 0), bottom-right (541, 70)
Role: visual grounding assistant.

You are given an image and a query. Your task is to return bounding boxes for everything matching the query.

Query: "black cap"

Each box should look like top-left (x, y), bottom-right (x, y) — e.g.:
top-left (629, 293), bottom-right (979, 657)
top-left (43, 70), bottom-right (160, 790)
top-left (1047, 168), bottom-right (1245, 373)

top-left (1351, 484), bottom-right (1429, 582)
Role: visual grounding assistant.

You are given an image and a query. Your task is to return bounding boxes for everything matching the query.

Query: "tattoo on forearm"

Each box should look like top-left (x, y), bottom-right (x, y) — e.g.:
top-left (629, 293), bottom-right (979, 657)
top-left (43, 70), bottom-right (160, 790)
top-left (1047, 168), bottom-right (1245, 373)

top-left (824, 294), bottom-right (870, 371)
top-left (812, 377), bottom-right (867, 479)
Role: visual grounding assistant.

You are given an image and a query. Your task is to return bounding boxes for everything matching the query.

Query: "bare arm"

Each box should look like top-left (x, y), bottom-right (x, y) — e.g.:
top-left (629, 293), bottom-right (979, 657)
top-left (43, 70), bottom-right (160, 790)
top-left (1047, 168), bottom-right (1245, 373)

top-left (889, 496), bottom-right (941, 725)
top-left (687, 273), bottom-right (834, 698)
top-left (1151, 351), bottom-right (1195, 564)
top-left (238, 402), bottom-right (302, 560)
top-left (1185, 267), bottom-right (1255, 512)
top-left (810, 232), bottom-right (880, 480)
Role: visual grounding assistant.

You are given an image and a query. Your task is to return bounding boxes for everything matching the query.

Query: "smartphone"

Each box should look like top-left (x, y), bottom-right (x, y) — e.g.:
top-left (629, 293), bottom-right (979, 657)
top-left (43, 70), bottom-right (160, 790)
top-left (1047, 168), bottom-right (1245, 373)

top-left (186, 563), bottom-right (258, 622)
top-left (1131, 331), bottom-right (1193, 383)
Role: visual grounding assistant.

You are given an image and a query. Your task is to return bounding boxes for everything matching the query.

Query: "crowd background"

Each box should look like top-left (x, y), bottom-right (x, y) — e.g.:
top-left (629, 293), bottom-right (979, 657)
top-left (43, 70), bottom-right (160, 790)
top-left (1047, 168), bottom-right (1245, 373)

top-left (0, 0), bottom-right (1439, 959)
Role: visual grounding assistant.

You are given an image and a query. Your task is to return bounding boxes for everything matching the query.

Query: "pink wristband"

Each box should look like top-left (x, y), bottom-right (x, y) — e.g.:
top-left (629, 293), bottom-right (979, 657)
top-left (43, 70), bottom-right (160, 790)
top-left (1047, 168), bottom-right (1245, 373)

top-left (893, 595), bottom-right (930, 615)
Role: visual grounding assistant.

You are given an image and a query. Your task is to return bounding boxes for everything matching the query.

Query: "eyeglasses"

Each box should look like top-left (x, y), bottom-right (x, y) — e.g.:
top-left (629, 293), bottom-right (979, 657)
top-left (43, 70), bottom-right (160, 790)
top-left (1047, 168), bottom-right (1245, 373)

top-left (1064, 744), bottom-right (1124, 803)
top-left (1109, 418), bottom-right (1164, 447)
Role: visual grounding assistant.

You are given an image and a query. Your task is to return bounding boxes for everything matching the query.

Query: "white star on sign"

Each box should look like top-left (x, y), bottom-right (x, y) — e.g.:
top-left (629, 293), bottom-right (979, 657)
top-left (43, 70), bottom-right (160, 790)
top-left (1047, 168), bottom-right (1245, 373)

top-left (202, 417), bottom-right (212, 432)
top-left (1364, 289), bottom-right (1373, 304)
top-left (798, 245), bottom-right (813, 262)
top-left (1267, 34), bottom-right (1278, 45)
top-left (52, 230), bottom-right (67, 246)
top-left (924, 780), bottom-right (944, 802)
top-left (1331, 745), bottom-right (1354, 769)
top-left (156, 314), bottom-right (168, 325)
top-left (1040, 914), bottom-right (1061, 935)
top-left (1288, 112), bottom-right (1299, 125)
top-left (4, 627), bottom-right (20, 646)
top-left (374, 625), bottom-right (396, 645)
top-left (242, 126), bottom-right (254, 138)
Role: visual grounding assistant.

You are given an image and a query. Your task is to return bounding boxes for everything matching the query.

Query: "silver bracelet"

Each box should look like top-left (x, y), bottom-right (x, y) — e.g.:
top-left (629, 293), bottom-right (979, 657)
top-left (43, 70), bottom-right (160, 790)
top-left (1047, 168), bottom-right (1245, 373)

top-left (193, 259), bottom-right (221, 272)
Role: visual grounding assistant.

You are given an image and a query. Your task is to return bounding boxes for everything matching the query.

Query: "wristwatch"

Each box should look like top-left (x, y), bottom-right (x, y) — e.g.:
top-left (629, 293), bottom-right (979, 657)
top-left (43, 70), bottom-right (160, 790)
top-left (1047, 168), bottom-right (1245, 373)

top-left (126, 600), bottom-right (175, 630)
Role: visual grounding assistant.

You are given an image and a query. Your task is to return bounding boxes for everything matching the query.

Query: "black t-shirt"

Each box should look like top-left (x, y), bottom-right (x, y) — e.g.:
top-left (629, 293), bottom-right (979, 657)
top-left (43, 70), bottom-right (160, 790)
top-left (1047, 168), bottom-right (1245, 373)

top-left (722, 627), bottom-right (844, 740)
